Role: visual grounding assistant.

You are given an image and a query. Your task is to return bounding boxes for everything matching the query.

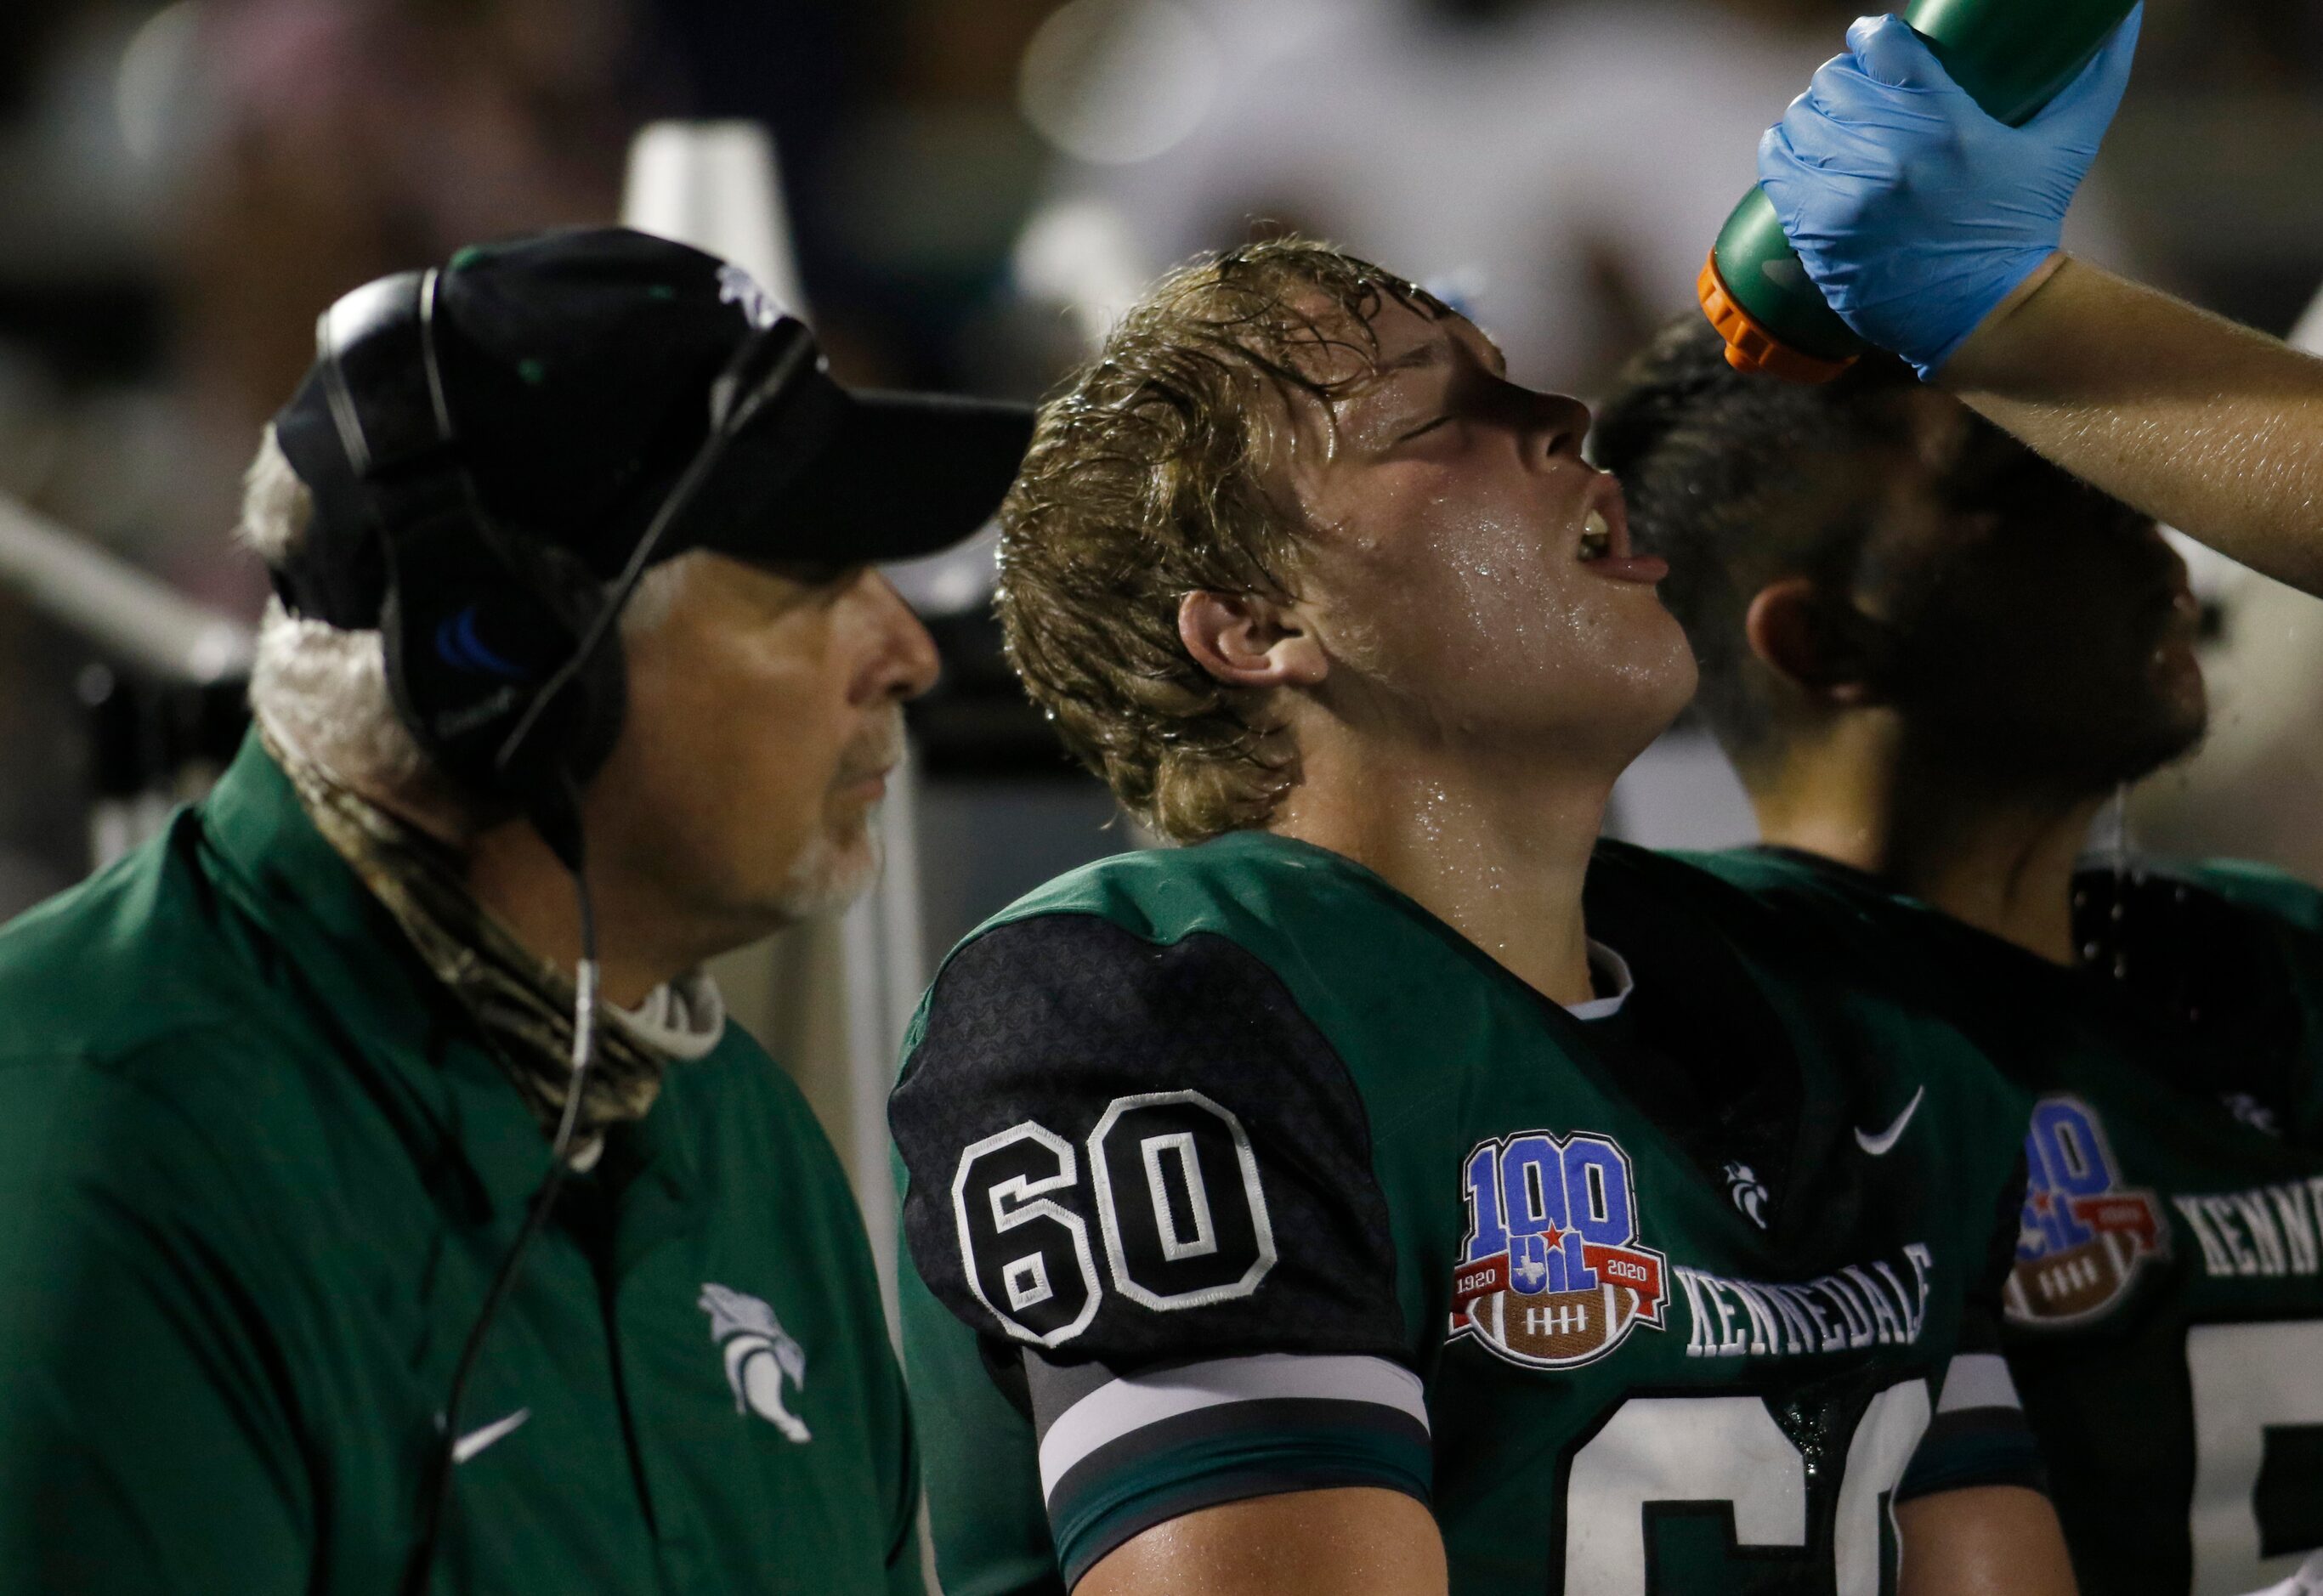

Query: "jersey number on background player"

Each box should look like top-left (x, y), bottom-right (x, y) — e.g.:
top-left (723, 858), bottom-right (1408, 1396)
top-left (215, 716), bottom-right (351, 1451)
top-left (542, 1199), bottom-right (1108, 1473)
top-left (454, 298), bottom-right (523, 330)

top-left (2189, 1321), bottom-right (2323, 1593)
top-left (952, 1089), bottom-right (1277, 1346)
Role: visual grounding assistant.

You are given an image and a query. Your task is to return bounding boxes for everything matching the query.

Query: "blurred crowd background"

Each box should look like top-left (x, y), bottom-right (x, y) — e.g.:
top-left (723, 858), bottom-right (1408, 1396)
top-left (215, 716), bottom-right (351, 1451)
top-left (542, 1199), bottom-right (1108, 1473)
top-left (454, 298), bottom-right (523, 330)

top-left (3, 0), bottom-right (2322, 947)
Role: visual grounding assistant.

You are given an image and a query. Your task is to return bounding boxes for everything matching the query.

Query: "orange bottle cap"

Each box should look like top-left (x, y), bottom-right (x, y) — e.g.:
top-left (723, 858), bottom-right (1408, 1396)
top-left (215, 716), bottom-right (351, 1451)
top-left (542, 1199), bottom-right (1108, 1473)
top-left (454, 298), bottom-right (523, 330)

top-left (1697, 251), bottom-right (1857, 385)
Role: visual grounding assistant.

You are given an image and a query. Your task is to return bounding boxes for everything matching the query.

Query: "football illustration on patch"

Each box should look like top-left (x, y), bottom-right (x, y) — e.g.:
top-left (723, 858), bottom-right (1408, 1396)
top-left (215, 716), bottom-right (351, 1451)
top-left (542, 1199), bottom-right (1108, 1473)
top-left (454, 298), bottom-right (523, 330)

top-left (1450, 1129), bottom-right (1668, 1367)
top-left (2007, 1095), bottom-right (2166, 1327)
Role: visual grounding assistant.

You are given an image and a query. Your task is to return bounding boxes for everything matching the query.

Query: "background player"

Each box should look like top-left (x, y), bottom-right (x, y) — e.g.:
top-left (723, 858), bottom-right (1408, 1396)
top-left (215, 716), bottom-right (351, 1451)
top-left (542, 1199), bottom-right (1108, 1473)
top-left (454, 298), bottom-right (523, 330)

top-left (1595, 316), bottom-right (2323, 1596)
top-left (891, 238), bottom-right (2071, 1596)
top-left (0, 229), bottom-right (1031, 1593)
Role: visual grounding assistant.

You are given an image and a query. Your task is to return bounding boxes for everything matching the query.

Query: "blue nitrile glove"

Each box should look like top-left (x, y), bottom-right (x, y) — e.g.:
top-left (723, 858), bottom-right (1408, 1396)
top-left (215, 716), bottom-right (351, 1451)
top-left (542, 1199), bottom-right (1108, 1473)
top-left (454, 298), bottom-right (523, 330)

top-left (1756, 5), bottom-right (2142, 378)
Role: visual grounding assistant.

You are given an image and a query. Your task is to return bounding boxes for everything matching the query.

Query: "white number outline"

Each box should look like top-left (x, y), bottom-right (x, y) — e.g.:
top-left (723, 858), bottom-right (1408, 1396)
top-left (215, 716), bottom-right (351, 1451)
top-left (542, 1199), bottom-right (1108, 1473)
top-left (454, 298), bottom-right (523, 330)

top-left (1089, 1089), bottom-right (1278, 1310)
top-left (951, 1122), bottom-right (1103, 1348)
top-left (2187, 1318), bottom-right (2323, 1593)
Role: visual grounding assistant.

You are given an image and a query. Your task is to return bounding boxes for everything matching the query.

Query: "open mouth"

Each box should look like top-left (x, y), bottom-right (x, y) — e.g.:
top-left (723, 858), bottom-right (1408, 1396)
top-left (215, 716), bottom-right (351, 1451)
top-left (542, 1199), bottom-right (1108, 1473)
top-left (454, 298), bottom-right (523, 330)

top-left (1578, 507), bottom-right (1613, 563)
top-left (1571, 479), bottom-right (1669, 585)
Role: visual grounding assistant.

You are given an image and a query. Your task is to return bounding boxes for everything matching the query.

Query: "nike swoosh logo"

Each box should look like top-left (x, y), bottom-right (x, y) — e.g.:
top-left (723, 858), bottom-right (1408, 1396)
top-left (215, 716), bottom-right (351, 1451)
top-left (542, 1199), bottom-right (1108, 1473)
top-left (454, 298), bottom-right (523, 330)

top-left (451, 1407), bottom-right (530, 1465)
top-left (1855, 1086), bottom-right (1924, 1156)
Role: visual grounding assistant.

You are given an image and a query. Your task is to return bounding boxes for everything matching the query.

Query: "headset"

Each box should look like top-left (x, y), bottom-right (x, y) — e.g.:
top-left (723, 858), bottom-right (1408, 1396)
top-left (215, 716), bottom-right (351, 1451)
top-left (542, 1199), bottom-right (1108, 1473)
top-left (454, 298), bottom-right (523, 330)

top-left (282, 265), bottom-right (819, 868)
top-left (277, 265), bottom-right (819, 1594)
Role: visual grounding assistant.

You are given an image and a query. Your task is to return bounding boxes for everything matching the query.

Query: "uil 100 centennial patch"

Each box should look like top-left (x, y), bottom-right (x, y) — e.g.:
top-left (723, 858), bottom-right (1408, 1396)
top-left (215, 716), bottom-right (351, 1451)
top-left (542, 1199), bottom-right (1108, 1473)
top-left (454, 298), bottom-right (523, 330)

top-left (1450, 1129), bottom-right (1669, 1368)
top-left (2007, 1095), bottom-right (2167, 1327)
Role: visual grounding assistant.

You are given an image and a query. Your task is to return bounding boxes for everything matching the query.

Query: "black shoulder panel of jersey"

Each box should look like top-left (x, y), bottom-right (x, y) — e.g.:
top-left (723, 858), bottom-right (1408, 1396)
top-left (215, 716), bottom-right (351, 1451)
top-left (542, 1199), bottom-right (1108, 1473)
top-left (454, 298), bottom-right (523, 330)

top-left (1591, 839), bottom-right (1928, 996)
top-left (2073, 860), bottom-right (2323, 1135)
top-left (1585, 839), bottom-right (1834, 971)
top-left (2178, 857), bottom-right (2323, 937)
top-left (2076, 862), bottom-right (2318, 1019)
top-left (1669, 842), bottom-right (2003, 1017)
top-left (890, 912), bottom-right (1406, 1371)
top-left (1589, 838), bottom-right (1773, 921)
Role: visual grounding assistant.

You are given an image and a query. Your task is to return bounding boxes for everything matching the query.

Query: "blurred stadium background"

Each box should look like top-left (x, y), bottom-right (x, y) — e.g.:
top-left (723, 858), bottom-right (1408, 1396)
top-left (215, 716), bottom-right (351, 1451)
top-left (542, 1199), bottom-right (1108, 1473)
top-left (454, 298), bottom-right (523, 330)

top-left (3, 0), bottom-right (2321, 1270)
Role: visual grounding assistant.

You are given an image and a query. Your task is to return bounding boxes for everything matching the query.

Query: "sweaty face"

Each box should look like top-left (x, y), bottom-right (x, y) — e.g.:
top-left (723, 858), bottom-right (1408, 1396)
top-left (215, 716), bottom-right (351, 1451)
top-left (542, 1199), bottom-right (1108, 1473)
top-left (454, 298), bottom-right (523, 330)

top-left (1867, 398), bottom-right (2207, 790)
top-left (1277, 299), bottom-right (1696, 771)
top-left (585, 552), bottom-right (938, 949)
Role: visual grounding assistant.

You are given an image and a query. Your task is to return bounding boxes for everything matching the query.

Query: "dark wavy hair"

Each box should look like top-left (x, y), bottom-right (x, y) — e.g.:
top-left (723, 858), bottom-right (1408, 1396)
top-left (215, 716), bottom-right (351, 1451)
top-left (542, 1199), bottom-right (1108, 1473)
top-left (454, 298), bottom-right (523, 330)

top-left (1590, 315), bottom-right (1933, 777)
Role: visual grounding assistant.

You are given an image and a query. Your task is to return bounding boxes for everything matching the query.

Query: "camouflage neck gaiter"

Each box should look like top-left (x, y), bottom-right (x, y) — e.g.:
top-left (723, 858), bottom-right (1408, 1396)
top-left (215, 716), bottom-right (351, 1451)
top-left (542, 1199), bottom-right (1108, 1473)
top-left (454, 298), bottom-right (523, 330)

top-left (263, 723), bottom-right (722, 1164)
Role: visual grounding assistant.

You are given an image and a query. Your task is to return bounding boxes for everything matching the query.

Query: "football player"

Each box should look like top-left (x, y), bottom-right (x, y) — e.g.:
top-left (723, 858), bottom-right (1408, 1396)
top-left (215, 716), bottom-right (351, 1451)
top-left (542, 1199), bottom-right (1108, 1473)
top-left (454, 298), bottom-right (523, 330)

top-left (888, 240), bottom-right (2076, 1596)
top-left (1595, 314), bottom-right (2323, 1596)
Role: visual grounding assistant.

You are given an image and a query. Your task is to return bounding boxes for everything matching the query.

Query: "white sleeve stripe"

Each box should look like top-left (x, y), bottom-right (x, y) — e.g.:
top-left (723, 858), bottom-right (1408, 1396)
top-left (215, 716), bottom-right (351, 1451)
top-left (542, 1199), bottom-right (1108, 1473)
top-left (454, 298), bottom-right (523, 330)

top-left (1936, 1351), bottom-right (2021, 1414)
top-left (1038, 1352), bottom-right (1426, 1497)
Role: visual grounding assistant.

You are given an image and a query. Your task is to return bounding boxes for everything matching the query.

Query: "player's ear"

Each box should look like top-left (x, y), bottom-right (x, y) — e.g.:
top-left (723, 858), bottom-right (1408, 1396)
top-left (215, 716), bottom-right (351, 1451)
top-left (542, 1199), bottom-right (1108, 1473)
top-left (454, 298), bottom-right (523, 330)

top-left (1744, 577), bottom-right (1890, 708)
top-left (1179, 589), bottom-right (1329, 690)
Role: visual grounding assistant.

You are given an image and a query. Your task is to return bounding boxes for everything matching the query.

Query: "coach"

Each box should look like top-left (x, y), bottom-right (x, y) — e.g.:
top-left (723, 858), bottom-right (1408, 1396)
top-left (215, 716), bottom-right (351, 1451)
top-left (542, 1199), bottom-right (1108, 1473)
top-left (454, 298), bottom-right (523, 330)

top-left (0, 228), bottom-right (1029, 1594)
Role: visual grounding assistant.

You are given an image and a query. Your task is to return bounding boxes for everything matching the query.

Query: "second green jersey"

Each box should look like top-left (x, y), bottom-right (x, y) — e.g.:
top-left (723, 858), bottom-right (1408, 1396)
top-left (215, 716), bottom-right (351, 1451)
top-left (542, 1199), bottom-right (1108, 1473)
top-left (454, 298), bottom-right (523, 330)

top-left (891, 834), bottom-right (2042, 1595)
top-left (1691, 846), bottom-right (2323, 1596)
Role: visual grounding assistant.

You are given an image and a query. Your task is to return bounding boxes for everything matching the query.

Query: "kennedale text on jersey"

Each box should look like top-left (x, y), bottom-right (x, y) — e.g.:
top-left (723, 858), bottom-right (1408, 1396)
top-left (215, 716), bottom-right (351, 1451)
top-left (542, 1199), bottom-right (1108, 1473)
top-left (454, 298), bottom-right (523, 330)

top-left (1674, 1244), bottom-right (1934, 1359)
top-left (2173, 1176), bottom-right (2323, 1279)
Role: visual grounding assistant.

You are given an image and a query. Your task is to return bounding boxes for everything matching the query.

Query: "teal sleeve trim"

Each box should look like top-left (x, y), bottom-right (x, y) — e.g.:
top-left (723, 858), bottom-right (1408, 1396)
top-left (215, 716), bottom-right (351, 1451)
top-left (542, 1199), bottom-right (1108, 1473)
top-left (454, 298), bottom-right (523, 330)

top-left (1051, 1422), bottom-right (1431, 1588)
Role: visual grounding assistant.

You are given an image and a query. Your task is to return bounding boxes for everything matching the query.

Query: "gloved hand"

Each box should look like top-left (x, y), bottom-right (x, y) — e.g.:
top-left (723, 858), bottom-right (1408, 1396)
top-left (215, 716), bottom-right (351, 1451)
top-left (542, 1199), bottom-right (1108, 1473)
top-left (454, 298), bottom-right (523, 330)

top-left (1756, 5), bottom-right (2142, 378)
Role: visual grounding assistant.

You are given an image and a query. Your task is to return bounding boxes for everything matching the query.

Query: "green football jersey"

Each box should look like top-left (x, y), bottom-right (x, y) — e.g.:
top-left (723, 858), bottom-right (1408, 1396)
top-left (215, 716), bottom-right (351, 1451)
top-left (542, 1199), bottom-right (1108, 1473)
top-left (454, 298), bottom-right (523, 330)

top-left (1688, 846), bottom-right (2323, 1596)
top-left (0, 736), bottom-right (922, 1595)
top-left (891, 833), bottom-right (2043, 1596)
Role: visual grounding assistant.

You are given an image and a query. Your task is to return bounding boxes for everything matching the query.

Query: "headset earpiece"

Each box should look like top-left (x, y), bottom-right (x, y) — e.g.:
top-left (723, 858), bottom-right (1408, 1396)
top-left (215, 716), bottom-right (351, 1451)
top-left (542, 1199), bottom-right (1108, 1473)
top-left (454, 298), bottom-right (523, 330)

top-left (287, 258), bottom-right (825, 872)
top-left (297, 269), bottom-right (631, 855)
top-left (379, 514), bottom-right (626, 820)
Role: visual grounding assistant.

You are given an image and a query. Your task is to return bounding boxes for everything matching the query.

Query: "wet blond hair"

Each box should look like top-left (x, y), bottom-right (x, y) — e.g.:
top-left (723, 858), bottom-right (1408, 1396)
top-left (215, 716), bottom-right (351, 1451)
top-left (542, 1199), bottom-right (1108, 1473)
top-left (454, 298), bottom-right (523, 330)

top-left (997, 237), bottom-right (1447, 841)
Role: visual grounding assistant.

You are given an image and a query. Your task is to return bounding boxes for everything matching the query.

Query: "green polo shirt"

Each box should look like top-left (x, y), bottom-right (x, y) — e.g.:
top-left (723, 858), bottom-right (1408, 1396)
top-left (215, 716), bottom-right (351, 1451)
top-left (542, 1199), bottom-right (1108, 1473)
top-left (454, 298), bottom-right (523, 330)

top-left (0, 733), bottom-right (922, 1595)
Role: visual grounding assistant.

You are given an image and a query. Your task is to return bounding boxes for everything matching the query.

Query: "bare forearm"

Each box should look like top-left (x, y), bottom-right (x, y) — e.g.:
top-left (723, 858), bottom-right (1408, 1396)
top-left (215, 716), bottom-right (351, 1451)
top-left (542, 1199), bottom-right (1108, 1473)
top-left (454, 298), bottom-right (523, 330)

top-left (1896, 1486), bottom-right (2078, 1596)
top-left (1076, 1487), bottom-right (1447, 1596)
top-left (1939, 255), bottom-right (2323, 597)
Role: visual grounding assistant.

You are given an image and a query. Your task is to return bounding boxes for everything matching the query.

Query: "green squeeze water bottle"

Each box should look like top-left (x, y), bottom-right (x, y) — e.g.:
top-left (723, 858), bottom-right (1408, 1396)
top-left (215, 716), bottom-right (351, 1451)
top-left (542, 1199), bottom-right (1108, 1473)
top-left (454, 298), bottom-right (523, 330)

top-left (1697, 0), bottom-right (2137, 382)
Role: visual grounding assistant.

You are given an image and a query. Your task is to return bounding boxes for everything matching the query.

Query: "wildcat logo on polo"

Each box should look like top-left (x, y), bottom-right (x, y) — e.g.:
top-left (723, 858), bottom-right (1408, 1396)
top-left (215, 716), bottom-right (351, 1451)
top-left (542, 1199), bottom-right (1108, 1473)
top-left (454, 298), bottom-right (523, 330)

top-left (2007, 1095), bottom-right (2166, 1327)
top-left (1451, 1129), bottom-right (1668, 1368)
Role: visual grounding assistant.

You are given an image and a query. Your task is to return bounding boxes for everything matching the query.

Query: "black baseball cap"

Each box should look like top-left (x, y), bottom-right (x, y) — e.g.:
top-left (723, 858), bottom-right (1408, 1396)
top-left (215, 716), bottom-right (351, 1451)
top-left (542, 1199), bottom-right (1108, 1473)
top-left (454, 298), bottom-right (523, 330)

top-left (269, 227), bottom-right (1035, 630)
